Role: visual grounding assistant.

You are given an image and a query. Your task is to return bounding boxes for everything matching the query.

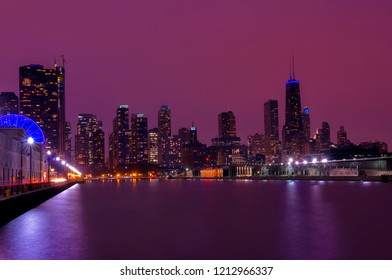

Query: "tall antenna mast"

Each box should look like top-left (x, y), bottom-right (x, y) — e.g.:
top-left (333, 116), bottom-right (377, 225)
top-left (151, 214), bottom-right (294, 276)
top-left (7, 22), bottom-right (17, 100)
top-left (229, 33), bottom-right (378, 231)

top-left (61, 54), bottom-right (67, 67)
top-left (292, 54), bottom-right (296, 79)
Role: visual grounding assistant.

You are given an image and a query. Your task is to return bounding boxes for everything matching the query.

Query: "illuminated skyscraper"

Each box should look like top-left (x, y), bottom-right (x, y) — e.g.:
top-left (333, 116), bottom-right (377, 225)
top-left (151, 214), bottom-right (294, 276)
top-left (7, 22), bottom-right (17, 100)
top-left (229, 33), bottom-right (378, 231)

top-left (148, 128), bottom-right (159, 164)
top-left (218, 111), bottom-right (236, 138)
top-left (158, 105), bottom-right (171, 167)
top-left (283, 59), bottom-right (304, 158)
top-left (131, 113), bottom-right (149, 163)
top-left (75, 114), bottom-right (105, 175)
top-left (302, 107), bottom-right (310, 140)
top-left (0, 92), bottom-right (18, 116)
top-left (19, 63), bottom-right (66, 156)
top-left (109, 105), bottom-right (131, 171)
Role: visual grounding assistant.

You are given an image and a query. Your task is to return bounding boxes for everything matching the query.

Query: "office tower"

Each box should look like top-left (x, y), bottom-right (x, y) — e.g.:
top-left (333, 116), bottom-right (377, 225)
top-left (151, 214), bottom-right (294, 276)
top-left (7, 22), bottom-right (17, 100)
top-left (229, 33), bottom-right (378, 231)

top-left (130, 113), bottom-right (149, 163)
top-left (178, 127), bottom-right (190, 146)
top-left (302, 107), bottom-right (310, 140)
top-left (190, 122), bottom-right (198, 145)
top-left (148, 128), bottom-right (159, 164)
top-left (19, 63), bottom-right (66, 156)
top-left (158, 105), bottom-right (171, 167)
top-left (109, 105), bottom-right (131, 171)
top-left (0, 92), bottom-right (19, 116)
top-left (315, 121), bottom-right (331, 153)
top-left (283, 60), bottom-right (304, 158)
top-left (264, 100), bottom-right (280, 163)
top-left (75, 114), bottom-right (105, 175)
top-left (337, 126), bottom-right (348, 147)
top-left (248, 133), bottom-right (264, 156)
top-left (218, 111), bottom-right (236, 138)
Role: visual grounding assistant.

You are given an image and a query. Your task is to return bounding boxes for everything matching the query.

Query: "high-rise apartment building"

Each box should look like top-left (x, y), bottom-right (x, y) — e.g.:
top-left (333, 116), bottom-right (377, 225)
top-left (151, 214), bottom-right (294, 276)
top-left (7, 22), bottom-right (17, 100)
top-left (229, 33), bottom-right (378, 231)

top-left (148, 128), bottom-right (159, 164)
top-left (19, 63), bottom-right (66, 156)
top-left (264, 100), bottom-right (280, 163)
top-left (109, 105), bottom-right (131, 171)
top-left (0, 92), bottom-right (19, 116)
top-left (158, 105), bottom-right (171, 167)
top-left (337, 126), bottom-right (348, 147)
top-left (218, 111), bottom-right (236, 138)
top-left (75, 114), bottom-right (105, 175)
top-left (130, 113), bottom-right (149, 163)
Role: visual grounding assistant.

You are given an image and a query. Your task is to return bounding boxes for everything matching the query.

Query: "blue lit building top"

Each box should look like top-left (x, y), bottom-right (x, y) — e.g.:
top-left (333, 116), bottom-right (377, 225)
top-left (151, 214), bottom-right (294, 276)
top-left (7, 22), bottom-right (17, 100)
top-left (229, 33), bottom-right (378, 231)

top-left (286, 79), bottom-right (300, 85)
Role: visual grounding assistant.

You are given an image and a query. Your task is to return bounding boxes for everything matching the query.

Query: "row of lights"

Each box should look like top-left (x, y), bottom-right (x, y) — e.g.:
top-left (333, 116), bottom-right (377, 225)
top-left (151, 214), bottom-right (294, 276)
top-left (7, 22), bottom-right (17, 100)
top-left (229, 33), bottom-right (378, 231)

top-left (47, 150), bottom-right (82, 175)
top-left (287, 158), bottom-right (328, 166)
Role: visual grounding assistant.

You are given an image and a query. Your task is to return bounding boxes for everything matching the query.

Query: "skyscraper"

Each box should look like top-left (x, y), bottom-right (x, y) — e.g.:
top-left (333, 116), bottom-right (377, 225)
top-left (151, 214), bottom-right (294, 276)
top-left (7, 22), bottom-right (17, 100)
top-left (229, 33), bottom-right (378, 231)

top-left (148, 128), bottom-right (159, 164)
top-left (158, 105), bottom-right (171, 167)
top-left (264, 100), bottom-right (280, 163)
top-left (75, 114), bottom-right (105, 175)
top-left (302, 106), bottom-right (310, 140)
top-left (0, 92), bottom-right (19, 116)
top-left (130, 113), bottom-right (149, 163)
top-left (109, 105), bottom-right (131, 171)
top-left (19, 63), bottom-right (66, 156)
top-left (65, 121), bottom-right (72, 162)
top-left (337, 126), bottom-right (348, 147)
top-left (218, 111), bottom-right (236, 138)
top-left (283, 60), bottom-right (304, 159)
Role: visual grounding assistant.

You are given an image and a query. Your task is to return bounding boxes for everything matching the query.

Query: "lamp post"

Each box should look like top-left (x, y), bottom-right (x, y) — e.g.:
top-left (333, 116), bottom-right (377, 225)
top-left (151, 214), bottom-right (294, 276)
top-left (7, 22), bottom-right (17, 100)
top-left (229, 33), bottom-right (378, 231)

top-left (47, 151), bottom-right (51, 183)
top-left (27, 137), bottom-right (34, 185)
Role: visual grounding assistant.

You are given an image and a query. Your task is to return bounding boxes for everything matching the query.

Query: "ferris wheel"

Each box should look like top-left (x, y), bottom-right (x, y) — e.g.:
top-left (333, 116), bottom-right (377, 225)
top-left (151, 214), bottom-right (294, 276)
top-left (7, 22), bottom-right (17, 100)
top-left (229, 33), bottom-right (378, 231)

top-left (0, 114), bottom-right (46, 143)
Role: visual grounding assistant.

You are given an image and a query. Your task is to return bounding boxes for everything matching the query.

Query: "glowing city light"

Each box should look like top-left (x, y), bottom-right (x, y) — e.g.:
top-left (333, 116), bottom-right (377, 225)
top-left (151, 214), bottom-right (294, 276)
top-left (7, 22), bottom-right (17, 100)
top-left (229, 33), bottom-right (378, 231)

top-left (289, 158), bottom-right (294, 163)
top-left (47, 150), bottom-right (51, 155)
top-left (303, 160), bottom-right (308, 165)
top-left (312, 158), bottom-right (317, 164)
top-left (56, 157), bottom-right (60, 161)
top-left (321, 159), bottom-right (328, 163)
top-left (295, 161), bottom-right (299, 165)
top-left (27, 137), bottom-right (34, 144)
top-left (61, 160), bottom-right (66, 165)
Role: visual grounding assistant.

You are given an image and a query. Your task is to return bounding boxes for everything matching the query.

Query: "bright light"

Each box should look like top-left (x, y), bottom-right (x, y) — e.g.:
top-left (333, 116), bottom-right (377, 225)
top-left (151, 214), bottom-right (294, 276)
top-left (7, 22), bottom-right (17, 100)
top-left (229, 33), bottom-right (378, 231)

top-left (47, 151), bottom-right (51, 155)
top-left (312, 158), bottom-right (317, 164)
top-left (68, 165), bottom-right (82, 175)
top-left (61, 160), bottom-right (66, 165)
top-left (66, 164), bottom-right (69, 167)
top-left (295, 161), bottom-right (299, 165)
top-left (303, 160), bottom-right (308, 165)
top-left (289, 158), bottom-right (294, 163)
top-left (52, 178), bottom-right (67, 183)
top-left (287, 161), bottom-right (291, 165)
top-left (56, 157), bottom-right (60, 161)
top-left (321, 159), bottom-right (328, 163)
top-left (27, 137), bottom-right (34, 144)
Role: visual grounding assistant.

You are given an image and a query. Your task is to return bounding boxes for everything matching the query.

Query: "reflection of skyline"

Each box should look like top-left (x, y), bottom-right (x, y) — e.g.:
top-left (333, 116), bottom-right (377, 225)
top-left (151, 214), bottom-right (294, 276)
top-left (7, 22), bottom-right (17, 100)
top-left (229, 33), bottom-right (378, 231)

top-left (1, 1), bottom-right (392, 148)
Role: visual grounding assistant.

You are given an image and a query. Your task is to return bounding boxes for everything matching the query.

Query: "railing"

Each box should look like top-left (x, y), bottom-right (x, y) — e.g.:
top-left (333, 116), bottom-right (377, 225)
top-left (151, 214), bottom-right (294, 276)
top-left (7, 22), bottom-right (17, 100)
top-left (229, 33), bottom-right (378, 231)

top-left (0, 181), bottom-right (51, 199)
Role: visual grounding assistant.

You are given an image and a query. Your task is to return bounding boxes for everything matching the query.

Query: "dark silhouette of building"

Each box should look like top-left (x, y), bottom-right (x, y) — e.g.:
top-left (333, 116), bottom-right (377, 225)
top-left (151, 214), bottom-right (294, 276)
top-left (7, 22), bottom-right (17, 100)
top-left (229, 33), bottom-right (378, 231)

top-left (316, 121), bottom-right (331, 153)
top-left (212, 111), bottom-right (241, 147)
top-left (337, 126), bottom-right (348, 147)
top-left (131, 113), bottom-right (149, 163)
top-left (19, 63), bottom-right (66, 156)
top-left (109, 105), bottom-right (131, 171)
top-left (0, 92), bottom-right (19, 116)
top-left (65, 121), bottom-right (72, 162)
top-left (75, 114), bottom-right (105, 175)
top-left (264, 99), bottom-right (280, 163)
top-left (282, 59), bottom-right (304, 159)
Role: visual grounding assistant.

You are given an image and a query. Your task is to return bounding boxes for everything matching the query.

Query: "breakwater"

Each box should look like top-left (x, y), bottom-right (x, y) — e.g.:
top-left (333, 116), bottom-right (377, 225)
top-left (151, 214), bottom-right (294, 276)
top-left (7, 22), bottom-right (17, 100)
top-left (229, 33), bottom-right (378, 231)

top-left (0, 181), bottom-right (80, 226)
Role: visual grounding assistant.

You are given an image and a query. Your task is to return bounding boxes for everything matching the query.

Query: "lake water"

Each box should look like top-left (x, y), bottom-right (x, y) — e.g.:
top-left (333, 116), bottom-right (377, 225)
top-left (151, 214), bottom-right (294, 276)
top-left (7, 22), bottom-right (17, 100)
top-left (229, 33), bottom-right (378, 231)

top-left (0, 179), bottom-right (391, 260)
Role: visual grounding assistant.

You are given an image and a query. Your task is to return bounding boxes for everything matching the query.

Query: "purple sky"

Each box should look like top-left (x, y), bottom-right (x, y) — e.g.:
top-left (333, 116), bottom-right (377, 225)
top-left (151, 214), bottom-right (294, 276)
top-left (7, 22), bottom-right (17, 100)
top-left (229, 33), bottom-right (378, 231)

top-left (1, 0), bottom-right (391, 149)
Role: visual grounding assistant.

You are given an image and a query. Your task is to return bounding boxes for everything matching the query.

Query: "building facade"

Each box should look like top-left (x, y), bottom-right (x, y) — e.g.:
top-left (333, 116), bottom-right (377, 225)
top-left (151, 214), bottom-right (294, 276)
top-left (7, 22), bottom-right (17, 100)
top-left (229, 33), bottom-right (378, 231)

top-left (0, 92), bottom-right (19, 116)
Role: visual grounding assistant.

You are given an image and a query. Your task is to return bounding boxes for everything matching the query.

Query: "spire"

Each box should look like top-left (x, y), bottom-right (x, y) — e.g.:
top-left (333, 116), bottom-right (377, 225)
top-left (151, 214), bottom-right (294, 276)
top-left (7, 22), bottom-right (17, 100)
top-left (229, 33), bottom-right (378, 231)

top-left (292, 54), bottom-right (296, 79)
top-left (289, 59), bottom-right (292, 80)
top-left (54, 57), bottom-right (57, 67)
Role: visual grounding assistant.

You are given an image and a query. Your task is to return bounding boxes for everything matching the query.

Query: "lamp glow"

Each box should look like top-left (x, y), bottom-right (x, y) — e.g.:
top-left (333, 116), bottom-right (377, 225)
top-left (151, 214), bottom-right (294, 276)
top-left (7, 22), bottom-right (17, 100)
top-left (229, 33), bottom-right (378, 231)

top-left (27, 137), bottom-right (34, 144)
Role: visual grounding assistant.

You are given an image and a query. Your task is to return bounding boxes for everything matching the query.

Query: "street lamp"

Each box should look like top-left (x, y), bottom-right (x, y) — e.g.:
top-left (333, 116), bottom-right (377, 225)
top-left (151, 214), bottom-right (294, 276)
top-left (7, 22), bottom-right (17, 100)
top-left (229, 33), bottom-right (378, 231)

top-left (27, 137), bottom-right (34, 185)
top-left (47, 151), bottom-right (51, 183)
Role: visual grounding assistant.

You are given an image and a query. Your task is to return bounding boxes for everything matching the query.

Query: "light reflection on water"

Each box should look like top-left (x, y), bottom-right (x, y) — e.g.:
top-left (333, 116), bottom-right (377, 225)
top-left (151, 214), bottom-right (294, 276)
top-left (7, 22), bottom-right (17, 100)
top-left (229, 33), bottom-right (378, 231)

top-left (0, 179), bottom-right (392, 260)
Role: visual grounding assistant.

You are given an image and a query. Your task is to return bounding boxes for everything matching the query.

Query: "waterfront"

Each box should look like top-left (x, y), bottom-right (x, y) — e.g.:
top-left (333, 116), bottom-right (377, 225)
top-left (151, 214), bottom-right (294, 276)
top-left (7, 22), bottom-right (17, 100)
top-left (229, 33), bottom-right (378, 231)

top-left (0, 179), bottom-right (392, 260)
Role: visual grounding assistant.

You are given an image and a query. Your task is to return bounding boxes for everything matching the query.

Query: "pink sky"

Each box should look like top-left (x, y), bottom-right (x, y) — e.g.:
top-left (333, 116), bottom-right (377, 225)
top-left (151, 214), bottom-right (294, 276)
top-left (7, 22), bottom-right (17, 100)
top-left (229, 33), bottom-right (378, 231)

top-left (1, 0), bottom-right (391, 148)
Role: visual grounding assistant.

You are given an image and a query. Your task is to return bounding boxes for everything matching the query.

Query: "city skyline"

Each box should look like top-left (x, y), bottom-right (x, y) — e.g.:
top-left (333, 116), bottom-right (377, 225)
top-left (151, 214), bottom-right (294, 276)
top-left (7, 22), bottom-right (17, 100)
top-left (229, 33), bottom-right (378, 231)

top-left (1, 0), bottom-right (391, 148)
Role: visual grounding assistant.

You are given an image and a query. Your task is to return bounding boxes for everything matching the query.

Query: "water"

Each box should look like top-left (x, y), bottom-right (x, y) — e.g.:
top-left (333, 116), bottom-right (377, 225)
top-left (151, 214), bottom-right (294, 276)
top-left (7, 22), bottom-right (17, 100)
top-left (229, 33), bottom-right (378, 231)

top-left (0, 179), bottom-right (391, 260)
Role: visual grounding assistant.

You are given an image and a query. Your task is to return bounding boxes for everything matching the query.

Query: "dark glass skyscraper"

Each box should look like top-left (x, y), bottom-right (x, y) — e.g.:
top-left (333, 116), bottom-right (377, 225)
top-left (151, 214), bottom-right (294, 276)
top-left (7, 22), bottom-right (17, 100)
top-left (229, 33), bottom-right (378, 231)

top-left (218, 111), bottom-right (236, 138)
top-left (19, 64), bottom-right (66, 156)
top-left (0, 92), bottom-right (19, 116)
top-left (131, 113), bottom-right (149, 163)
top-left (302, 106), bottom-right (310, 140)
top-left (283, 63), bottom-right (304, 158)
top-left (109, 105), bottom-right (131, 171)
top-left (264, 100), bottom-right (280, 163)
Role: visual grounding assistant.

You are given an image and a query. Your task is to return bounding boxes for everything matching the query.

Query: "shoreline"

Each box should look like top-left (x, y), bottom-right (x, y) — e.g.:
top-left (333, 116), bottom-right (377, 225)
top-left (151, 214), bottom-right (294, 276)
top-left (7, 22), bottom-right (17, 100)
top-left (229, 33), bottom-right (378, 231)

top-left (0, 181), bottom-right (81, 226)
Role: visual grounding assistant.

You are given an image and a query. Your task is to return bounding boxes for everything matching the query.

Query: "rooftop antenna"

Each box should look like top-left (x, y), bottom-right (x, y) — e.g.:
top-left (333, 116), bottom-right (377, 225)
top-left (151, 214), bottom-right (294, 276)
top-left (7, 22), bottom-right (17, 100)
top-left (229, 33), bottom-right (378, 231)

top-left (54, 57), bottom-right (57, 67)
top-left (292, 54), bottom-right (296, 80)
top-left (289, 59), bottom-right (292, 80)
top-left (61, 54), bottom-right (67, 67)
